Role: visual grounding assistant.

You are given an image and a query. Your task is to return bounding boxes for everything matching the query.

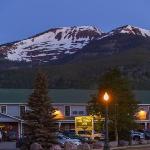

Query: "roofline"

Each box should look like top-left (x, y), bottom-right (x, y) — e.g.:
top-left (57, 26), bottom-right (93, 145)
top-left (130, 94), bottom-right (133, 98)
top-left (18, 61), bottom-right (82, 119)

top-left (0, 102), bottom-right (87, 105)
top-left (138, 104), bottom-right (150, 106)
top-left (0, 113), bottom-right (23, 122)
top-left (135, 120), bottom-right (150, 123)
top-left (0, 103), bottom-right (149, 105)
top-left (0, 103), bottom-right (27, 105)
top-left (52, 103), bottom-right (87, 105)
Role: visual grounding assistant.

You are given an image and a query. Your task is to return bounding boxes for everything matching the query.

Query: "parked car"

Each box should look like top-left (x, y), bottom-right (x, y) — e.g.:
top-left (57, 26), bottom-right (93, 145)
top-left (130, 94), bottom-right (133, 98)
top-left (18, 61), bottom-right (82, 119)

top-left (63, 132), bottom-right (87, 142)
top-left (63, 130), bottom-right (97, 144)
top-left (131, 130), bottom-right (145, 141)
top-left (56, 133), bottom-right (81, 147)
top-left (0, 131), bottom-right (2, 141)
top-left (7, 131), bottom-right (17, 141)
top-left (143, 131), bottom-right (150, 140)
top-left (77, 130), bottom-right (104, 140)
top-left (16, 137), bottom-right (28, 148)
top-left (137, 130), bottom-right (150, 140)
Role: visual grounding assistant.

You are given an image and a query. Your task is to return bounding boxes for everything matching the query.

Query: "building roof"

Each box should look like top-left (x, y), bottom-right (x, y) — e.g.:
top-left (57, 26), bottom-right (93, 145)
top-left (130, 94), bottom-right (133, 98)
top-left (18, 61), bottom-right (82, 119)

top-left (0, 89), bottom-right (149, 104)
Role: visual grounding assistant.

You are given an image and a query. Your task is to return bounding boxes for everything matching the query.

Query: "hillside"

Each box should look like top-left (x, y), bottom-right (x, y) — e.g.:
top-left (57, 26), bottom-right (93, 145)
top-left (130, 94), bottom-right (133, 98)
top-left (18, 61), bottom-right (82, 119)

top-left (0, 25), bottom-right (150, 89)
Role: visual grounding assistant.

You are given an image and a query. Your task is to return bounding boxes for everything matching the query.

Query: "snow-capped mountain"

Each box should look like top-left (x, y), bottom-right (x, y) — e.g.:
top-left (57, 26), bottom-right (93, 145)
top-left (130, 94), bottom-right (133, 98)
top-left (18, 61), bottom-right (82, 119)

top-left (0, 25), bottom-right (150, 64)
top-left (0, 26), bottom-right (102, 62)
top-left (78, 25), bottom-right (150, 60)
top-left (108, 25), bottom-right (150, 37)
top-left (0, 25), bottom-right (150, 89)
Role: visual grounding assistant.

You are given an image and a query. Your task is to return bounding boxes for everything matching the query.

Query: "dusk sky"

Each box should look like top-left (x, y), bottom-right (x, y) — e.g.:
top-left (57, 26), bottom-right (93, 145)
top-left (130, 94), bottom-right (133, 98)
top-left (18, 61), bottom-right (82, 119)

top-left (0, 0), bottom-right (150, 44)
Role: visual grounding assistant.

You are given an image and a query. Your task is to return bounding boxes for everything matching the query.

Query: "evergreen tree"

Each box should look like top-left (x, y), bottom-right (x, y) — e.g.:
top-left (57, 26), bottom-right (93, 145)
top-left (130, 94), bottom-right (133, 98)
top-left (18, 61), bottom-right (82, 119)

top-left (87, 69), bottom-right (139, 143)
top-left (22, 70), bottom-right (57, 150)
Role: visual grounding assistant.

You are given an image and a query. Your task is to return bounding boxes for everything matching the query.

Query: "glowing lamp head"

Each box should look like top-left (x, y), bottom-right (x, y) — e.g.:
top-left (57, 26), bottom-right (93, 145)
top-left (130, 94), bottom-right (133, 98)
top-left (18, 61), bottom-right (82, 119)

top-left (103, 92), bottom-right (109, 101)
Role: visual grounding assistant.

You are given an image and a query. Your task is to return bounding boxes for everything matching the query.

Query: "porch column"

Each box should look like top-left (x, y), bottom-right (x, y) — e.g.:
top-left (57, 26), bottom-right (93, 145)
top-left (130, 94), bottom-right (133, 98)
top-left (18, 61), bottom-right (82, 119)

top-left (145, 122), bottom-right (147, 130)
top-left (18, 121), bottom-right (23, 139)
top-left (18, 122), bottom-right (21, 139)
top-left (58, 122), bottom-right (61, 131)
top-left (20, 121), bottom-right (23, 137)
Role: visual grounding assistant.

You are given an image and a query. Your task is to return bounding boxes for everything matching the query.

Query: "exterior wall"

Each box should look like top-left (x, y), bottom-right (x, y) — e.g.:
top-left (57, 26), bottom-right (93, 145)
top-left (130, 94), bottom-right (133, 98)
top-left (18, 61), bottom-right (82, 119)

top-left (1, 103), bottom-right (150, 131)
top-left (70, 105), bottom-right (87, 116)
top-left (1, 103), bottom-right (150, 119)
top-left (53, 104), bottom-right (87, 117)
top-left (0, 103), bottom-right (87, 118)
top-left (54, 104), bottom-right (65, 116)
top-left (1, 102), bottom-right (150, 139)
top-left (136, 105), bottom-right (150, 130)
top-left (6, 105), bottom-right (20, 117)
top-left (138, 105), bottom-right (150, 120)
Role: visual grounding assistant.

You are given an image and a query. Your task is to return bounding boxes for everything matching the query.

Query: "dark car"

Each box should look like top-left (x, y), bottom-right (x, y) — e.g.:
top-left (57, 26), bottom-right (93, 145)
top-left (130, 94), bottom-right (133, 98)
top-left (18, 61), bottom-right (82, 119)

top-left (138, 130), bottom-right (150, 140)
top-left (16, 138), bottom-right (24, 148)
top-left (7, 131), bottom-right (17, 141)
top-left (144, 131), bottom-right (150, 140)
top-left (16, 137), bottom-right (28, 148)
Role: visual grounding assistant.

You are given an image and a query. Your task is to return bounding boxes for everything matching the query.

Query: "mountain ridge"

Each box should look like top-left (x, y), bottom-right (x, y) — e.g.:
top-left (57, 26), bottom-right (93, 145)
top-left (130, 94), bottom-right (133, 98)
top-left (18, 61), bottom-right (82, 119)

top-left (0, 25), bottom-right (150, 64)
top-left (0, 25), bottom-right (150, 89)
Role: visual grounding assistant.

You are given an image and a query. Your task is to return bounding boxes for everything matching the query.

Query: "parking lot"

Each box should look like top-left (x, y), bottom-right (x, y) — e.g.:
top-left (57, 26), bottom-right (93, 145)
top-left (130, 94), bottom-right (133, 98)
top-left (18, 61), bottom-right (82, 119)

top-left (0, 142), bottom-right (18, 150)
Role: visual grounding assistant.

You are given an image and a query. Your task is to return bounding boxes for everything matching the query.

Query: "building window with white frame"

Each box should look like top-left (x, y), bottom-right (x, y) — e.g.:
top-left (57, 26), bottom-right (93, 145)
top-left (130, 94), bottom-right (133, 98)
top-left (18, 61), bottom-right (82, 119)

top-left (72, 111), bottom-right (78, 115)
top-left (79, 111), bottom-right (84, 115)
top-left (20, 105), bottom-right (26, 117)
top-left (1, 105), bottom-right (7, 114)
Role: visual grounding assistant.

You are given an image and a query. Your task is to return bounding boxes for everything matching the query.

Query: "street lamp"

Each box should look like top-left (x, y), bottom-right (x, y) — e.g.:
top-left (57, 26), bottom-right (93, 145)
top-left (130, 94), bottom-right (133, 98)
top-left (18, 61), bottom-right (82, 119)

top-left (103, 92), bottom-right (110, 150)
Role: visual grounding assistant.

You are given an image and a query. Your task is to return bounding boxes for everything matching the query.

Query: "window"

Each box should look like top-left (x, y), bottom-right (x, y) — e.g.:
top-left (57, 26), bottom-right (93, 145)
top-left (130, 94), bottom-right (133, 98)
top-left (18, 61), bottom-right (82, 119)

top-left (65, 106), bottom-right (70, 116)
top-left (72, 111), bottom-right (77, 115)
top-left (20, 105), bottom-right (26, 117)
top-left (79, 111), bottom-right (84, 115)
top-left (1, 105), bottom-right (7, 114)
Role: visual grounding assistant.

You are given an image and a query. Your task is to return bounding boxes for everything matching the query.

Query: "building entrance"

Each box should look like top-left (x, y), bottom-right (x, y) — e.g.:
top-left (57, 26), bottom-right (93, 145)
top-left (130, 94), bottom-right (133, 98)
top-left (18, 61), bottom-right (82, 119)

top-left (0, 122), bottom-right (18, 141)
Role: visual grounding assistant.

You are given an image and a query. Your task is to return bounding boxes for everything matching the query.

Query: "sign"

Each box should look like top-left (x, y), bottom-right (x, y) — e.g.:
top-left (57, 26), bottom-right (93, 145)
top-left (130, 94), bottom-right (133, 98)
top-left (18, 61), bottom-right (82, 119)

top-left (75, 116), bottom-right (94, 131)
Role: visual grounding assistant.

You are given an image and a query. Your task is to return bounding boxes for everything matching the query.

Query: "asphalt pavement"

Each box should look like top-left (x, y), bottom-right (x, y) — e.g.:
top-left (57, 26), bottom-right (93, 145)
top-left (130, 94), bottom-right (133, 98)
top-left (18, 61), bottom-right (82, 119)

top-left (0, 142), bottom-right (18, 150)
top-left (112, 144), bottom-right (150, 150)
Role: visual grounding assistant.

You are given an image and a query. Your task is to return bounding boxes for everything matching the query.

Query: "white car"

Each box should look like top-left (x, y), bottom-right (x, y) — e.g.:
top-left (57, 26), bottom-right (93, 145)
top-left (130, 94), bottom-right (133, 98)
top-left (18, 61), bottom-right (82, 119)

top-left (57, 133), bottom-right (81, 147)
top-left (77, 130), bottom-right (104, 140)
top-left (131, 130), bottom-right (145, 140)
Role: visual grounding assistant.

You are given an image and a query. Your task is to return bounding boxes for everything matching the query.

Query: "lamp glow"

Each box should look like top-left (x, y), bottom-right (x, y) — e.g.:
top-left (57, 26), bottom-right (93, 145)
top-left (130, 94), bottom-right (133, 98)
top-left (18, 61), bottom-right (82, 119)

top-left (137, 110), bottom-right (147, 120)
top-left (104, 92), bottom-right (109, 101)
top-left (54, 110), bottom-right (64, 119)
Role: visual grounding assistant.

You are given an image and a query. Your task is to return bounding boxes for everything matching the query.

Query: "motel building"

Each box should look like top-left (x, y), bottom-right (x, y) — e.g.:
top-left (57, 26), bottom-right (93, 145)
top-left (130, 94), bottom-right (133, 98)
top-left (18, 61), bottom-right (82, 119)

top-left (0, 89), bottom-right (150, 140)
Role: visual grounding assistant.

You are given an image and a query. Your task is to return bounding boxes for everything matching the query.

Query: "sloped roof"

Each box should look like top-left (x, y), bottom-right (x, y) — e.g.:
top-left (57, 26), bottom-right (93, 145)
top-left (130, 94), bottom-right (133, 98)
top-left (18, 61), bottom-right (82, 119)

top-left (0, 89), bottom-right (149, 104)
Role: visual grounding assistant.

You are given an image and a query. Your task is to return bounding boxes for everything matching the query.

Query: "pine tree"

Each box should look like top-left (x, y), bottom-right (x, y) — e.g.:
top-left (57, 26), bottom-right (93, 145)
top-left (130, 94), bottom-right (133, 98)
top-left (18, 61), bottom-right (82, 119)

top-left (22, 70), bottom-right (57, 150)
top-left (87, 69), bottom-right (139, 143)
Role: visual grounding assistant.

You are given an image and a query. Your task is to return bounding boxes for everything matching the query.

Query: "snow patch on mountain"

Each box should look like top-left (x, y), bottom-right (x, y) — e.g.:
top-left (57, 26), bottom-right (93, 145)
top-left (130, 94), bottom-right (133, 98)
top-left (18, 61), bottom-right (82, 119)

top-left (2, 26), bottom-right (102, 62)
top-left (112, 25), bottom-right (150, 37)
top-left (97, 25), bottom-right (150, 41)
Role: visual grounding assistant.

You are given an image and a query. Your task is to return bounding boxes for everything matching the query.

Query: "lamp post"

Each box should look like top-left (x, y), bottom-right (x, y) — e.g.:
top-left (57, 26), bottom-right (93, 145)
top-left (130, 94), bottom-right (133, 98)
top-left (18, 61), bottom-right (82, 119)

top-left (103, 92), bottom-right (110, 150)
